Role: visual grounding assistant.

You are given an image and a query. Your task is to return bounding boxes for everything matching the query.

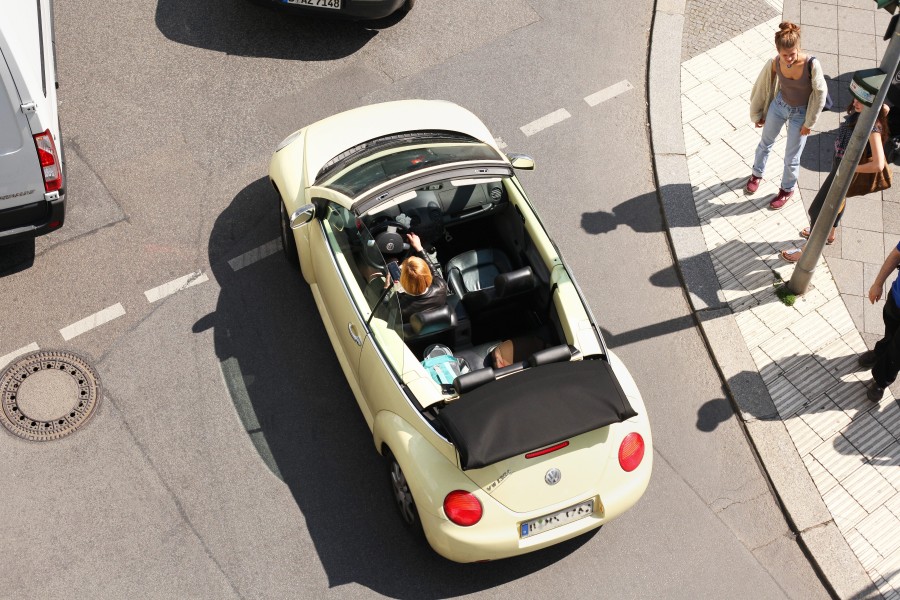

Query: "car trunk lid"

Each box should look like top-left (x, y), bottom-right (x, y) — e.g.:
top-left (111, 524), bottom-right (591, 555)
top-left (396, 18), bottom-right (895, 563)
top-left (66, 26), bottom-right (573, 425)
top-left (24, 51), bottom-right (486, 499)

top-left (463, 427), bottom-right (612, 512)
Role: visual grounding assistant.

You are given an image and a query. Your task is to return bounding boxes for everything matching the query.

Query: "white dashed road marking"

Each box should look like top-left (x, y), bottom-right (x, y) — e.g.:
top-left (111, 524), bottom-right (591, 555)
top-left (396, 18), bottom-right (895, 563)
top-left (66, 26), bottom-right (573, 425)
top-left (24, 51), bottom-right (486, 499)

top-left (520, 109), bottom-right (571, 136)
top-left (144, 271), bottom-right (209, 303)
top-left (584, 80), bottom-right (634, 107)
top-left (0, 343), bottom-right (40, 370)
top-left (59, 303), bottom-right (126, 341)
top-left (229, 239), bottom-right (282, 272)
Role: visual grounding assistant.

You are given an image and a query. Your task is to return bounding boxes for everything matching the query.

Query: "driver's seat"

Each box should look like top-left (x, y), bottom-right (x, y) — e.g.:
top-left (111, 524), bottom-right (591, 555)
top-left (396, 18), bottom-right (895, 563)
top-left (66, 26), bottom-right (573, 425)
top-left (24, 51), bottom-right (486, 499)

top-left (402, 305), bottom-right (457, 357)
top-left (445, 248), bottom-right (535, 312)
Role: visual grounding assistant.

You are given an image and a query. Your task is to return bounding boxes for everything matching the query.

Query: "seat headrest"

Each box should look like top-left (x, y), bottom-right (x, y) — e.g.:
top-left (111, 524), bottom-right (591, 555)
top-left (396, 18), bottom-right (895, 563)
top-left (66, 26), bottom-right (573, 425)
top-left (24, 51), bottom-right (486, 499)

top-left (495, 266), bottom-right (534, 298)
top-left (453, 367), bottom-right (496, 394)
top-left (410, 305), bottom-right (455, 335)
top-left (527, 345), bottom-right (573, 367)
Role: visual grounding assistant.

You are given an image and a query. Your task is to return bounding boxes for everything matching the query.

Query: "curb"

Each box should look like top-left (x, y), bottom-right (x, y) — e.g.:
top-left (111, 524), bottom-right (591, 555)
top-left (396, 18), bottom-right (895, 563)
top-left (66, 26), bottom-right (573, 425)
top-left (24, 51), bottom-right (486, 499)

top-left (646, 1), bottom-right (876, 598)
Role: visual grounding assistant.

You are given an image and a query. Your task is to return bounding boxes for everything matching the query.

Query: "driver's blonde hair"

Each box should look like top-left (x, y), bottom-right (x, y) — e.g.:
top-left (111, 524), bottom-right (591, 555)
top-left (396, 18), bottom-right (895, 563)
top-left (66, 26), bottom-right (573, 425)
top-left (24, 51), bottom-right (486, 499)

top-left (401, 256), bottom-right (432, 295)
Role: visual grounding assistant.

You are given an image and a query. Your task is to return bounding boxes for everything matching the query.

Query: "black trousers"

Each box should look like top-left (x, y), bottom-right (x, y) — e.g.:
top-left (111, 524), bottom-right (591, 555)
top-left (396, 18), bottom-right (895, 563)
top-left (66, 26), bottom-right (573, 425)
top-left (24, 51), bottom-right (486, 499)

top-left (873, 289), bottom-right (900, 387)
top-left (808, 159), bottom-right (845, 230)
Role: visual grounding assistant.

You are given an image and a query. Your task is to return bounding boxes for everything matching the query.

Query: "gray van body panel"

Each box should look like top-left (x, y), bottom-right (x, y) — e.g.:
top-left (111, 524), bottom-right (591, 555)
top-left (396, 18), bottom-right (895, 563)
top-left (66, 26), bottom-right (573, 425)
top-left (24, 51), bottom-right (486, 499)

top-left (0, 0), bottom-right (65, 245)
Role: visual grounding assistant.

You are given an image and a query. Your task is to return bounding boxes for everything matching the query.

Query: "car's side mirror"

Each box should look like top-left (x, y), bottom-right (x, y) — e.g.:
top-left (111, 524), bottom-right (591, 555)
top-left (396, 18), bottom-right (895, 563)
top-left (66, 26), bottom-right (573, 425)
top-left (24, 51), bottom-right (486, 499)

top-left (289, 203), bottom-right (316, 229)
top-left (507, 153), bottom-right (535, 170)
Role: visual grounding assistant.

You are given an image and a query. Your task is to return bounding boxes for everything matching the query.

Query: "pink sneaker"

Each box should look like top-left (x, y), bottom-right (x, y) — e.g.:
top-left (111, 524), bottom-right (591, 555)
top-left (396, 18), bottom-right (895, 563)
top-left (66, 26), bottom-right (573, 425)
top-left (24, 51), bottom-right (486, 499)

top-left (768, 188), bottom-right (794, 210)
top-left (745, 174), bottom-right (762, 194)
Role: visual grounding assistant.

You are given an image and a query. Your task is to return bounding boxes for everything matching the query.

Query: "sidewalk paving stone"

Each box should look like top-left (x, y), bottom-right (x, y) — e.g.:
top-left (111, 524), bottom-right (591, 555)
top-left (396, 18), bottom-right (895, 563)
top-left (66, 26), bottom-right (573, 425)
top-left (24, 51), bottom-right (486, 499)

top-left (838, 6), bottom-right (877, 35)
top-left (839, 29), bottom-right (877, 58)
top-left (802, 1), bottom-right (839, 29)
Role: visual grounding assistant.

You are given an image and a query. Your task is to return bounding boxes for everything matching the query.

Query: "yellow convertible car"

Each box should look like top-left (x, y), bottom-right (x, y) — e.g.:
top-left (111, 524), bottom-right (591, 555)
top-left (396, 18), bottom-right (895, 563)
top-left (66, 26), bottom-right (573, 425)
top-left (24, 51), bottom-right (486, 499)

top-left (269, 100), bottom-right (652, 563)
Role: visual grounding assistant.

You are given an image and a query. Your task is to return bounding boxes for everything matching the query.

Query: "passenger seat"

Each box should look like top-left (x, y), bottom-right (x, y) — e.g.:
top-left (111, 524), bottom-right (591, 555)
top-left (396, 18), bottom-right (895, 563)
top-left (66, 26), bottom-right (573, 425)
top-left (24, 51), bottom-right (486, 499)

top-left (445, 248), bottom-right (535, 312)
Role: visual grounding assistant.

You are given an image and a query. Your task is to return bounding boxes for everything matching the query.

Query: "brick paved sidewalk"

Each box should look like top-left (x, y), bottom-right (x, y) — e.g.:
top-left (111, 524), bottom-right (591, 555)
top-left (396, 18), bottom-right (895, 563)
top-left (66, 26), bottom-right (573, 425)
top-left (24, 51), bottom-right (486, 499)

top-left (680, 10), bottom-right (900, 599)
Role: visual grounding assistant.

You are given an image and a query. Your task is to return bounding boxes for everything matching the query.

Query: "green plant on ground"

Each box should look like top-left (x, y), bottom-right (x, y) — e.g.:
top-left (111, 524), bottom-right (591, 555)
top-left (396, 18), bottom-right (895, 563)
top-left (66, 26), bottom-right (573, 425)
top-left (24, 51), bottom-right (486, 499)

top-left (772, 271), bottom-right (796, 306)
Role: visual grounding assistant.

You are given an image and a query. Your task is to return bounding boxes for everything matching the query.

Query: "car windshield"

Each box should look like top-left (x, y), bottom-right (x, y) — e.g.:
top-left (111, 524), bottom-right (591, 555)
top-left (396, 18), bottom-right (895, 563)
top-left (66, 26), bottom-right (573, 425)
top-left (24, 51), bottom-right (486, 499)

top-left (322, 142), bottom-right (503, 199)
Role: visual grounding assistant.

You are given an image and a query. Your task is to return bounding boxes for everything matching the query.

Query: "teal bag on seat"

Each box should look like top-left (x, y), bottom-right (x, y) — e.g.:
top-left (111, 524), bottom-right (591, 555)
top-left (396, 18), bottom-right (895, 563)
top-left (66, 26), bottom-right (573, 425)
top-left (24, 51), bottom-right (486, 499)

top-left (421, 344), bottom-right (466, 386)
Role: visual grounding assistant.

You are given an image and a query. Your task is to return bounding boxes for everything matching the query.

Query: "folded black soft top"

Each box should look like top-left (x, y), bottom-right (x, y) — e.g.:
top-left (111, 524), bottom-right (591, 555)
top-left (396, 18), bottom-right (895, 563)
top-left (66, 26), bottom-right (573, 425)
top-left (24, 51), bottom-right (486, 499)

top-left (436, 359), bottom-right (637, 470)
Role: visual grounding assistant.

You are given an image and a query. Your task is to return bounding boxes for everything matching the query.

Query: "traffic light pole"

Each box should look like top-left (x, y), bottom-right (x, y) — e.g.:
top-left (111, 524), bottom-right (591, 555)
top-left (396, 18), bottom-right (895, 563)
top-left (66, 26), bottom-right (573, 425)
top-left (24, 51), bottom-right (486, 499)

top-left (788, 25), bottom-right (900, 295)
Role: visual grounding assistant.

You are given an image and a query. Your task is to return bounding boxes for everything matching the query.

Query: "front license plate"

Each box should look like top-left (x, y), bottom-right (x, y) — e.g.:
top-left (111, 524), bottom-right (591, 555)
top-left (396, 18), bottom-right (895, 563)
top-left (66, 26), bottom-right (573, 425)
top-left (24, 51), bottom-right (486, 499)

top-left (519, 499), bottom-right (594, 538)
top-left (283, 0), bottom-right (341, 8)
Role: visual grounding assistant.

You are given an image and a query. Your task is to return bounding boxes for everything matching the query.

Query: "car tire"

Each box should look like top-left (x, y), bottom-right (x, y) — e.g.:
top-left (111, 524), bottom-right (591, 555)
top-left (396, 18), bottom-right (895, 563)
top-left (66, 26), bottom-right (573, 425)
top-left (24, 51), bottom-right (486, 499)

top-left (279, 199), bottom-right (299, 269)
top-left (402, 0), bottom-right (415, 11)
top-left (386, 450), bottom-right (425, 539)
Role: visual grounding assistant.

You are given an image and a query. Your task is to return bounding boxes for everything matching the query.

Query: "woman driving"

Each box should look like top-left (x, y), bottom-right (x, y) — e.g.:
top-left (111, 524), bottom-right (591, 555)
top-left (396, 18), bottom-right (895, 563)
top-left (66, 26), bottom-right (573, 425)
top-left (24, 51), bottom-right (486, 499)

top-left (391, 232), bottom-right (448, 321)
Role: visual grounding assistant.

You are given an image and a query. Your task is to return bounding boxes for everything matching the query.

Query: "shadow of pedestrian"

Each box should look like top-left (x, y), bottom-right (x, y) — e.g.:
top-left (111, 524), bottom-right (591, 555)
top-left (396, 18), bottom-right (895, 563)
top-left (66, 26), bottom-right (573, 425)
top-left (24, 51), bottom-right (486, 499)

top-left (202, 176), bottom-right (594, 595)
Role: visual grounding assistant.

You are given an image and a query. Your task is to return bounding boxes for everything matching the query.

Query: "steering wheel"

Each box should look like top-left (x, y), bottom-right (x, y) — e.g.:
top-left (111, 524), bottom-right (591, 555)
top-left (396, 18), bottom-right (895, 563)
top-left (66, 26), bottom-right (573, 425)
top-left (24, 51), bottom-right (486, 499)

top-left (363, 217), bottom-right (410, 270)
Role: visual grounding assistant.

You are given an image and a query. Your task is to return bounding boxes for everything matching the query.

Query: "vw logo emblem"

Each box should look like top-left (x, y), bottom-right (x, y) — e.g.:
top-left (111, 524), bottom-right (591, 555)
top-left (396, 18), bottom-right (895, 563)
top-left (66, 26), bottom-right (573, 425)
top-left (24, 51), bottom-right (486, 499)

top-left (545, 468), bottom-right (562, 486)
top-left (386, 242), bottom-right (395, 251)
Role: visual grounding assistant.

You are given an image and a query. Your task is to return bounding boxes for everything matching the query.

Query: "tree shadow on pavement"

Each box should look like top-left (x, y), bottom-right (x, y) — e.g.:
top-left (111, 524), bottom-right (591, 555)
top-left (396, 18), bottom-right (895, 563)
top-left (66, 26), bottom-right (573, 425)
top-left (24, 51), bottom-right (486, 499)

top-left (203, 176), bottom-right (594, 596)
top-left (155, 0), bottom-right (380, 59)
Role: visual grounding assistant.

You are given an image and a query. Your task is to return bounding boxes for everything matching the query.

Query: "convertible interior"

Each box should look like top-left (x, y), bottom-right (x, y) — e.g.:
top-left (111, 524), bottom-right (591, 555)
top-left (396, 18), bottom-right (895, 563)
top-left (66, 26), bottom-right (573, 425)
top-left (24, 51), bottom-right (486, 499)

top-left (349, 171), bottom-right (607, 399)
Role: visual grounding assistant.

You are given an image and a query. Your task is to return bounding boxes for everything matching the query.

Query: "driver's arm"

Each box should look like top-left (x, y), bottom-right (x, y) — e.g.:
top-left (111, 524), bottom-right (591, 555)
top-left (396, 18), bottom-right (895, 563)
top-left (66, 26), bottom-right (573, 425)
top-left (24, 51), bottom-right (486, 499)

top-left (407, 232), bottom-right (439, 278)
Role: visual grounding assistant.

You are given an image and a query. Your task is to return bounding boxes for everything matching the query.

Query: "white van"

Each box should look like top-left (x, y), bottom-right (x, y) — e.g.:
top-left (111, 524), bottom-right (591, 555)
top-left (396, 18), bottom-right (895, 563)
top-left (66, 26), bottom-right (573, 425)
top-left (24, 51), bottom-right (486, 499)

top-left (0, 0), bottom-right (65, 245)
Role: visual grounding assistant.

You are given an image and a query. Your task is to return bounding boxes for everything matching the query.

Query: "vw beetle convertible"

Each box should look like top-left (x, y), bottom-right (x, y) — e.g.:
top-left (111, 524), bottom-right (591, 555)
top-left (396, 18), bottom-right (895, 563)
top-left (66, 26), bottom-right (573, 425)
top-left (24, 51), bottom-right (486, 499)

top-left (268, 100), bottom-right (652, 562)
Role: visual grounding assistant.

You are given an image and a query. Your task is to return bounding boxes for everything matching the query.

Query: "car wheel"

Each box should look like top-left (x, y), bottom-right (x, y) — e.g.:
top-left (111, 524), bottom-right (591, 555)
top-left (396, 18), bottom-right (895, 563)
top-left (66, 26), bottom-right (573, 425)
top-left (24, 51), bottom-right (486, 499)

top-left (279, 199), bottom-right (299, 268)
top-left (402, 0), bottom-right (415, 11)
top-left (386, 451), bottom-right (424, 538)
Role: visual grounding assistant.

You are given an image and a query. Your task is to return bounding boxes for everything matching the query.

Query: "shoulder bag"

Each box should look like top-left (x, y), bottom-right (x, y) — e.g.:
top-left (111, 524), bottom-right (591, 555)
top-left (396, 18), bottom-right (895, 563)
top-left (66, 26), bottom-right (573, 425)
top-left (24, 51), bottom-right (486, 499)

top-left (847, 143), bottom-right (892, 197)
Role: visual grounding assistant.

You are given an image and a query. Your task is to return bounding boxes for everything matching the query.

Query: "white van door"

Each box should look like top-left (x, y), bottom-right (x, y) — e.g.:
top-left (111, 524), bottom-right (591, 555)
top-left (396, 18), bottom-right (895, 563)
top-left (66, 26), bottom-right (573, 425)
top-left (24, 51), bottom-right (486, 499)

top-left (0, 47), bottom-right (43, 210)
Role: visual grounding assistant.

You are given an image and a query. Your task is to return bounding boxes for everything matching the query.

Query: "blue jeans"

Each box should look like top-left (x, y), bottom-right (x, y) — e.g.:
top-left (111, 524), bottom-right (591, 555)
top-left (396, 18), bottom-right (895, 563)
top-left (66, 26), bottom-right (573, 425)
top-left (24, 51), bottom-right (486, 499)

top-left (752, 93), bottom-right (808, 191)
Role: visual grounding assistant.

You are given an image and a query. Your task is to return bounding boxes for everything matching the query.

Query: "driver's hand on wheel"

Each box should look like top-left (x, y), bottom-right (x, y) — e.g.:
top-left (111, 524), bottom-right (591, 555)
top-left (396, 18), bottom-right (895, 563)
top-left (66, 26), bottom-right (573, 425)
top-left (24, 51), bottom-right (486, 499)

top-left (407, 232), bottom-right (423, 252)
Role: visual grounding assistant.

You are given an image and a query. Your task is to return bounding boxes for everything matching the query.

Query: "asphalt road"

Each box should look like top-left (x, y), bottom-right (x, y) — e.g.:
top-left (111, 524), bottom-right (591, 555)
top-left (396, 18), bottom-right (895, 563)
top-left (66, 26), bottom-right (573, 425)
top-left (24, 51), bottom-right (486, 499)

top-left (0, 0), bottom-right (830, 598)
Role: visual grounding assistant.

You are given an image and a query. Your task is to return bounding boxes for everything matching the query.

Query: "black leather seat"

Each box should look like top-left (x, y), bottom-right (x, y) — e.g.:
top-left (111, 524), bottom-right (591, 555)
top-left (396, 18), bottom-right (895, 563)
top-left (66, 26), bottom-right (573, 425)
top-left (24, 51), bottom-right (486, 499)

top-left (402, 305), bottom-right (457, 356)
top-left (445, 248), bottom-right (535, 312)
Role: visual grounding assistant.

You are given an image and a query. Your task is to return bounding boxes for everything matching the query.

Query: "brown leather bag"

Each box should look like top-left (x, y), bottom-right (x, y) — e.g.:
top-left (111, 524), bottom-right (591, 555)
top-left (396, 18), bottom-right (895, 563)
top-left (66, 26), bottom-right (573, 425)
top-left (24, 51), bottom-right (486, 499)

top-left (847, 143), bottom-right (892, 197)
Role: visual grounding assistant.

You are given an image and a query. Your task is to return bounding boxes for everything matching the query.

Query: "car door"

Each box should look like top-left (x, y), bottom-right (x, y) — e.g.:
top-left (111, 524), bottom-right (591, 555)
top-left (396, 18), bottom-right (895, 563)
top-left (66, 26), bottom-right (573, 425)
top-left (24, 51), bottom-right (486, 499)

top-left (309, 195), bottom-right (403, 427)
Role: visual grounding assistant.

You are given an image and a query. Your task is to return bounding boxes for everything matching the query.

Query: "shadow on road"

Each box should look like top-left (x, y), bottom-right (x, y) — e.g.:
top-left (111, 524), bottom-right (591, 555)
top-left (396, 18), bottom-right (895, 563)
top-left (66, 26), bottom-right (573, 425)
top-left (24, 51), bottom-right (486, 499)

top-left (203, 176), bottom-right (593, 595)
top-left (155, 0), bottom-right (388, 59)
top-left (0, 239), bottom-right (35, 277)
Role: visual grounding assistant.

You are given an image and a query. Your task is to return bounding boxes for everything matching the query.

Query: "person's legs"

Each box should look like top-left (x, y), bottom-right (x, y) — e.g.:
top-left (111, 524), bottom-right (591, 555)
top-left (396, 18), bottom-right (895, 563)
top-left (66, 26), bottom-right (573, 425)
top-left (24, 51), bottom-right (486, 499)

top-left (800, 166), bottom-right (839, 243)
top-left (806, 167), bottom-right (835, 227)
top-left (780, 106), bottom-right (809, 191)
top-left (752, 97), bottom-right (788, 179)
top-left (870, 292), bottom-right (900, 398)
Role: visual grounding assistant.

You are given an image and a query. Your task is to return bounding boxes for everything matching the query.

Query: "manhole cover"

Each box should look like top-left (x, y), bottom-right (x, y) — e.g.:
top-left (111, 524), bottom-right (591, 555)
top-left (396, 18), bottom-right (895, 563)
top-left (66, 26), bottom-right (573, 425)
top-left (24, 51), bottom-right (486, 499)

top-left (0, 351), bottom-right (101, 441)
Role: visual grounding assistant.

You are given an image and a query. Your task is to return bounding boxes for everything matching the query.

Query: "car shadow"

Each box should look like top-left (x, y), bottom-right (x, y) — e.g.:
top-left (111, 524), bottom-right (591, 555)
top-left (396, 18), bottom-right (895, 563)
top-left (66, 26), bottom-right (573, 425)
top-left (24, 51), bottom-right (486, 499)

top-left (0, 239), bottom-right (36, 277)
top-left (154, 0), bottom-right (382, 59)
top-left (204, 176), bottom-right (595, 595)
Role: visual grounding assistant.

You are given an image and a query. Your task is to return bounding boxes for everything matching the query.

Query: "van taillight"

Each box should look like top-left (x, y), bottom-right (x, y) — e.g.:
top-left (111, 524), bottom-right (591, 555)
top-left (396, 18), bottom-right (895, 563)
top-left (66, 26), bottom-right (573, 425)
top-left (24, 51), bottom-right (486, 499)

top-left (33, 130), bottom-right (62, 193)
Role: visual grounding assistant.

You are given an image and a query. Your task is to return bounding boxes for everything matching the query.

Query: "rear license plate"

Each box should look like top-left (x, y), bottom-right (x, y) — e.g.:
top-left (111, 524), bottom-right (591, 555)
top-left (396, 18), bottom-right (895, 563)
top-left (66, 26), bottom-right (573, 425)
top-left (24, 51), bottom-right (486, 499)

top-left (283, 0), bottom-right (341, 8)
top-left (519, 499), bottom-right (594, 538)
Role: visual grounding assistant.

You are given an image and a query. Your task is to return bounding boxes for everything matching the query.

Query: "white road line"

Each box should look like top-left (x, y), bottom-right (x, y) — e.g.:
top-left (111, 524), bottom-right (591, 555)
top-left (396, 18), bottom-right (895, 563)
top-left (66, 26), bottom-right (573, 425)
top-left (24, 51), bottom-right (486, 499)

top-left (520, 109), bottom-right (572, 136)
top-left (229, 238), bottom-right (282, 272)
top-left (584, 80), bottom-right (634, 107)
top-left (144, 272), bottom-right (209, 303)
top-left (494, 136), bottom-right (508, 149)
top-left (59, 303), bottom-right (126, 341)
top-left (0, 343), bottom-right (40, 370)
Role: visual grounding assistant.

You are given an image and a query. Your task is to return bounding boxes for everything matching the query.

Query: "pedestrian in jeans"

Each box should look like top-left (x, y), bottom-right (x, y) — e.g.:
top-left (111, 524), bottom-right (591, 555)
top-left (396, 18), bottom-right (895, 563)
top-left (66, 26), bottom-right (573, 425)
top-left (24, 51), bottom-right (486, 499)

top-left (747, 22), bottom-right (828, 210)
top-left (860, 242), bottom-right (900, 401)
top-left (780, 100), bottom-right (890, 262)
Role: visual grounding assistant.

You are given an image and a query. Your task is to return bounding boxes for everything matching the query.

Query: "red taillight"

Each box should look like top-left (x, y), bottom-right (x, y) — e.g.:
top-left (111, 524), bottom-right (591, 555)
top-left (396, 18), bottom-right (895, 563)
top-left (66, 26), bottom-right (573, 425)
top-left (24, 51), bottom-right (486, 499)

top-left (443, 490), bottom-right (482, 526)
top-left (525, 441), bottom-right (569, 459)
top-left (618, 433), bottom-right (645, 472)
top-left (33, 130), bottom-right (62, 193)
